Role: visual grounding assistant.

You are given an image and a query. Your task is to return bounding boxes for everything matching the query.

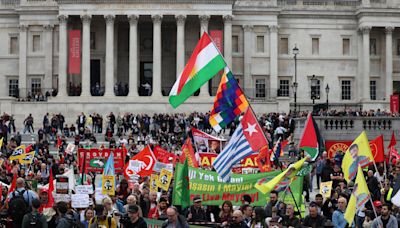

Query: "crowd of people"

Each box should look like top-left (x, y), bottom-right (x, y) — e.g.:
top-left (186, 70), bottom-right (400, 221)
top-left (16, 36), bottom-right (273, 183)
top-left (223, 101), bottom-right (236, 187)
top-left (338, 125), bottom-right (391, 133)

top-left (0, 110), bottom-right (398, 227)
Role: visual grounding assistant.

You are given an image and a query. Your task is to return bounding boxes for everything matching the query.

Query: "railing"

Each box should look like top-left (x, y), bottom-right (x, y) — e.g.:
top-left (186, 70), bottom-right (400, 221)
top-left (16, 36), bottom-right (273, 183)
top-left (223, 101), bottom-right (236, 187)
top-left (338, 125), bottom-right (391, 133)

top-left (15, 88), bottom-right (57, 102)
top-left (56, 0), bottom-right (235, 4)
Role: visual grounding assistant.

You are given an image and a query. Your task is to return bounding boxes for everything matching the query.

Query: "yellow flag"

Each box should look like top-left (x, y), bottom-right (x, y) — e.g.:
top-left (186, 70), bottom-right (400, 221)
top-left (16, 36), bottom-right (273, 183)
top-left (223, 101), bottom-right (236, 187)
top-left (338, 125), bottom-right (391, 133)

top-left (341, 131), bottom-right (373, 182)
top-left (0, 138), bottom-right (3, 149)
top-left (19, 151), bottom-right (35, 165)
top-left (254, 157), bottom-right (307, 194)
top-left (344, 166), bottom-right (370, 225)
top-left (9, 145), bottom-right (26, 161)
top-left (157, 168), bottom-right (173, 191)
top-left (150, 174), bottom-right (159, 193)
top-left (101, 175), bottom-right (115, 196)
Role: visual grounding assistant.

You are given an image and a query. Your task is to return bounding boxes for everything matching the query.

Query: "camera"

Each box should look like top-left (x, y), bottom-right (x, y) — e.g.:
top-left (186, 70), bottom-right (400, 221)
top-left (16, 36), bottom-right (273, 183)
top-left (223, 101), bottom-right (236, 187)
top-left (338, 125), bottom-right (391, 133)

top-left (119, 213), bottom-right (131, 226)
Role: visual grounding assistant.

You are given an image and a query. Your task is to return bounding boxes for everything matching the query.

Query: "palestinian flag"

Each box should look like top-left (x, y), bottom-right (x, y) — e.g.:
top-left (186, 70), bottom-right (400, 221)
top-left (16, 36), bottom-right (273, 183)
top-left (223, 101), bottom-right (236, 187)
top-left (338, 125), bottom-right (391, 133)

top-left (169, 32), bottom-right (226, 108)
top-left (298, 113), bottom-right (324, 161)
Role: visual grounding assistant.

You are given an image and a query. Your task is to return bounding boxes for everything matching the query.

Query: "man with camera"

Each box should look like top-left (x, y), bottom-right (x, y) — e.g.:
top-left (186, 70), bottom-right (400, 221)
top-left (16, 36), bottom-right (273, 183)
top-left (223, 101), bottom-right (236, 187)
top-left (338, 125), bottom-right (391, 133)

top-left (120, 205), bottom-right (147, 228)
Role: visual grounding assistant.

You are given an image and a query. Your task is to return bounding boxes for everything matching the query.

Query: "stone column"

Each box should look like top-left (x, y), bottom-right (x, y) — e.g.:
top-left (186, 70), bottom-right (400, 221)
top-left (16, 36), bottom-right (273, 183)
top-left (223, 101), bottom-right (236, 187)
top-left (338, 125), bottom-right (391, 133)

top-left (357, 29), bottom-right (363, 99)
top-left (361, 26), bottom-right (371, 101)
top-left (176, 15), bottom-right (186, 78)
top-left (128, 14), bottom-right (139, 97)
top-left (18, 24), bottom-right (28, 98)
top-left (81, 14), bottom-right (91, 96)
top-left (223, 15), bottom-right (233, 68)
top-left (199, 15), bottom-right (210, 97)
top-left (43, 24), bottom-right (54, 92)
top-left (385, 26), bottom-right (394, 101)
top-left (104, 15), bottom-right (115, 97)
top-left (152, 14), bottom-right (162, 97)
top-left (243, 24), bottom-right (253, 95)
top-left (269, 25), bottom-right (278, 99)
top-left (58, 15), bottom-right (68, 97)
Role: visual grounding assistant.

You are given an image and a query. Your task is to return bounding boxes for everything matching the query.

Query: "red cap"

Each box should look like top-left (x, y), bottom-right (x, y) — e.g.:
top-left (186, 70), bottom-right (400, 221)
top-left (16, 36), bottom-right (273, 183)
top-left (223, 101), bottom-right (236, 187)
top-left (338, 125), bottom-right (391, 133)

top-left (373, 200), bottom-right (382, 207)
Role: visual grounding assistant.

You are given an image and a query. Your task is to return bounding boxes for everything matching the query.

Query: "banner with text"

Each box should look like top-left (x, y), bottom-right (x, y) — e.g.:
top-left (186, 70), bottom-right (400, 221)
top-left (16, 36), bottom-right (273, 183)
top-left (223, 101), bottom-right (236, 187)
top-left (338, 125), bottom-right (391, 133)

top-left (391, 94), bottom-right (399, 113)
top-left (199, 153), bottom-right (259, 173)
top-left (78, 148), bottom-right (125, 173)
top-left (172, 164), bottom-right (303, 207)
top-left (325, 141), bottom-right (352, 158)
top-left (68, 30), bottom-right (81, 74)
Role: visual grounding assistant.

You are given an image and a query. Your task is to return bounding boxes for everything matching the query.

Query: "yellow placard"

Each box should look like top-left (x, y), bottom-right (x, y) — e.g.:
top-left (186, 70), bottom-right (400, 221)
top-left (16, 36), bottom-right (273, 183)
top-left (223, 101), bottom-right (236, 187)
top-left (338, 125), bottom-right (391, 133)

top-left (101, 175), bottom-right (115, 196)
top-left (19, 151), bottom-right (35, 165)
top-left (156, 168), bottom-right (173, 191)
top-left (149, 174), bottom-right (159, 193)
top-left (320, 181), bottom-right (333, 198)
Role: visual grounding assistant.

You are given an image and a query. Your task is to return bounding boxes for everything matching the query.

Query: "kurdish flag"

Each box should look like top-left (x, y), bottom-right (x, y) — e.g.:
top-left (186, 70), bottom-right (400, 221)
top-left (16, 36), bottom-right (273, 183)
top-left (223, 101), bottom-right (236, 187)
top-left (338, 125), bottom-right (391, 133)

top-left (344, 166), bottom-right (370, 226)
top-left (342, 131), bottom-right (374, 182)
top-left (169, 32), bottom-right (226, 108)
top-left (298, 113), bottom-right (324, 161)
top-left (255, 157), bottom-right (307, 194)
top-left (209, 67), bottom-right (248, 132)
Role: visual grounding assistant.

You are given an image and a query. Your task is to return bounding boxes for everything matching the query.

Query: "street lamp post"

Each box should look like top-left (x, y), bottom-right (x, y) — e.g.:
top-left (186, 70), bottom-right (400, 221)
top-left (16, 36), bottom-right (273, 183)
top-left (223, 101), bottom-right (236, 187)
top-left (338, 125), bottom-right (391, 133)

top-left (310, 74), bottom-right (318, 104)
top-left (293, 45), bottom-right (299, 113)
top-left (325, 84), bottom-right (330, 110)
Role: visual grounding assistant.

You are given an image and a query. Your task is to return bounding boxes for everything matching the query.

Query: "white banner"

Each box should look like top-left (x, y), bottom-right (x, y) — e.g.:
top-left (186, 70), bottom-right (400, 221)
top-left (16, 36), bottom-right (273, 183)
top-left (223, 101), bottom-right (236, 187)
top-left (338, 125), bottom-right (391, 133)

top-left (75, 185), bottom-right (93, 195)
top-left (71, 194), bottom-right (90, 208)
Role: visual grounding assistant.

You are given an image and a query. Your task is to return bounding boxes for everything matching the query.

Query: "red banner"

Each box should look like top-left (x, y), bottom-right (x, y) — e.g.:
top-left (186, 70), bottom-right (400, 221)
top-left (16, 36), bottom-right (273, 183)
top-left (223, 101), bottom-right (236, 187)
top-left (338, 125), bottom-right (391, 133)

top-left (199, 153), bottom-right (259, 170)
top-left (390, 94), bottom-right (399, 113)
top-left (153, 146), bottom-right (178, 165)
top-left (325, 141), bottom-right (352, 158)
top-left (78, 148), bottom-right (125, 173)
top-left (210, 30), bottom-right (223, 52)
top-left (68, 30), bottom-right (81, 74)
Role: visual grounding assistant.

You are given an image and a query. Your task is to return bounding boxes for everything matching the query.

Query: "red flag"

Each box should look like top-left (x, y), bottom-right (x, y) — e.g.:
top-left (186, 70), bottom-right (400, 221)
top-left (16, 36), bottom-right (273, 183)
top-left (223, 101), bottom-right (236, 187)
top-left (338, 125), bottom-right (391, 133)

top-left (25, 144), bottom-right (33, 153)
top-left (154, 146), bottom-right (178, 165)
top-left (388, 131), bottom-right (397, 148)
top-left (56, 136), bottom-right (62, 149)
top-left (257, 145), bottom-right (271, 172)
top-left (124, 146), bottom-right (156, 178)
top-left (46, 168), bottom-right (54, 208)
top-left (179, 138), bottom-right (199, 167)
top-left (6, 173), bottom-right (17, 202)
top-left (241, 108), bottom-right (268, 151)
top-left (369, 135), bottom-right (384, 163)
top-left (388, 147), bottom-right (400, 165)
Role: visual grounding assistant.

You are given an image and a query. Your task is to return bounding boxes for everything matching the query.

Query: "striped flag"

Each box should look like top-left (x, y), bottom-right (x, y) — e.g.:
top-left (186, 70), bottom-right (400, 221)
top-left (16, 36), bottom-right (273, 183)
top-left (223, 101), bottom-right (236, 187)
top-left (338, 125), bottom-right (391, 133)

top-left (169, 32), bottom-right (226, 108)
top-left (213, 123), bottom-right (254, 182)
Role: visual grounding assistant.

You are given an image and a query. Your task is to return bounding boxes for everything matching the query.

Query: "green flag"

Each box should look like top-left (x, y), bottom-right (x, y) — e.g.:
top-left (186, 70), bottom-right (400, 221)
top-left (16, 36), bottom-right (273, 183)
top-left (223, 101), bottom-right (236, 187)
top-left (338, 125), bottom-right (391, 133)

top-left (173, 159), bottom-right (190, 209)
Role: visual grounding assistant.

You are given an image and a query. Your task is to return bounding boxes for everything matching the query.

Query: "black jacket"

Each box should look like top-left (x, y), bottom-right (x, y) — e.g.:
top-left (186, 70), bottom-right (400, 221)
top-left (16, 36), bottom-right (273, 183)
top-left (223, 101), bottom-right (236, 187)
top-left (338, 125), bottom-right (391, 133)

top-left (185, 206), bottom-right (210, 222)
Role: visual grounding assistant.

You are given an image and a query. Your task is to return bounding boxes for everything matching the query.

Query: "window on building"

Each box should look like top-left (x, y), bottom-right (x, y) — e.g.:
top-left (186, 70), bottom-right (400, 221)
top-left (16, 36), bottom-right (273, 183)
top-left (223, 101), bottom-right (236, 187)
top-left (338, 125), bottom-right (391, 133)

top-left (90, 32), bottom-right (96, 50)
top-left (312, 38), bottom-right (319, 55)
top-left (232, 35), bottom-right (239, 53)
top-left (279, 37), bottom-right (288, 54)
top-left (256, 35), bottom-right (264, 53)
top-left (370, 80), bottom-right (377, 100)
top-left (341, 80), bottom-right (352, 100)
top-left (255, 78), bottom-right (266, 98)
top-left (370, 38), bottom-right (377, 55)
top-left (278, 80), bottom-right (289, 97)
top-left (31, 78), bottom-right (42, 95)
top-left (397, 39), bottom-right (400, 56)
top-left (343, 38), bottom-right (350, 55)
top-left (32, 35), bottom-right (41, 52)
top-left (9, 36), bottom-right (18, 54)
top-left (311, 78), bottom-right (321, 100)
top-left (9, 79), bottom-right (18, 97)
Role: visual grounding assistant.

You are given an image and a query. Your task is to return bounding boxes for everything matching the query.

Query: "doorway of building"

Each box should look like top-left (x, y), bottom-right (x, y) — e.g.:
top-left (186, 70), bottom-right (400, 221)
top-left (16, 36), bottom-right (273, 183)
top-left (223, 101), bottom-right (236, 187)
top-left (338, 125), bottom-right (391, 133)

top-left (90, 59), bottom-right (102, 96)
top-left (139, 62), bottom-right (153, 96)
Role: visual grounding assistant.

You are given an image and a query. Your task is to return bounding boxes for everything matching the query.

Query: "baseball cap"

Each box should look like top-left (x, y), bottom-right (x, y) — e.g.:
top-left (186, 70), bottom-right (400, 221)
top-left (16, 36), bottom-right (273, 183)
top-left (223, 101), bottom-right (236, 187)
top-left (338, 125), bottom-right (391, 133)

top-left (373, 200), bottom-right (382, 208)
top-left (193, 195), bottom-right (202, 203)
top-left (127, 205), bottom-right (139, 213)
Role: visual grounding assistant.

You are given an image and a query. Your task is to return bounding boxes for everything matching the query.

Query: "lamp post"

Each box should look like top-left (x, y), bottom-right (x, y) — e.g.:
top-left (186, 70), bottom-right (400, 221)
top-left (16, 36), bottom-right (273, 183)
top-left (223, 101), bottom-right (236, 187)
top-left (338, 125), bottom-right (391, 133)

top-left (310, 74), bottom-right (318, 104)
top-left (293, 45), bottom-right (299, 113)
top-left (325, 84), bottom-right (330, 110)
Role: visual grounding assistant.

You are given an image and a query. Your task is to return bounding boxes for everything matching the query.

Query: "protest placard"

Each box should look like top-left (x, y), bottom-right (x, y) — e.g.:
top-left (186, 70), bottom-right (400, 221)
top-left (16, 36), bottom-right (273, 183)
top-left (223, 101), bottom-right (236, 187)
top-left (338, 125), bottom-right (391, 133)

top-left (71, 194), bottom-right (90, 208)
top-left (75, 185), bottom-right (94, 195)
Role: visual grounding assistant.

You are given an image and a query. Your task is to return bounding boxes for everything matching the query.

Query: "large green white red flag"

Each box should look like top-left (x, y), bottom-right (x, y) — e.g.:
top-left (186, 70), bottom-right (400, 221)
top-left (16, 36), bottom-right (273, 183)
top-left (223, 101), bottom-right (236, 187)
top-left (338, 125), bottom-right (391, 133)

top-left (298, 113), bottom-right (324, 161)
top-left (169, 32), bottom-right (226, 108)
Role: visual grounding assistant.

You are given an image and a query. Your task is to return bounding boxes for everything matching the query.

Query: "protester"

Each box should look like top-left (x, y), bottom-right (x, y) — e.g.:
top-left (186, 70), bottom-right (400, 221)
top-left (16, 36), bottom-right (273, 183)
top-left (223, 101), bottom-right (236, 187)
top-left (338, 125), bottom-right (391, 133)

top-left (302, 204), bottom-right (326, 228)
top-left (120, 205), bottom-right (147, 228)
top-left (332, 197), bottom-right (347, 228)
top-left (241, 204), bottom-right (253, 227)
top-left (371, 204), bottom-right (398, 228)
top-left (22, 198), bottom-right (48, 228)
top-left (81, 208), bottom-right (94, 228)
top-left (265, 190), bottom-right (285, 218)
top-left (162, 207), bottom-right (189, 228)
top-left (282, 204), bottom-right (301, 228)
top-left (88, 204), bottom-right (117, 228)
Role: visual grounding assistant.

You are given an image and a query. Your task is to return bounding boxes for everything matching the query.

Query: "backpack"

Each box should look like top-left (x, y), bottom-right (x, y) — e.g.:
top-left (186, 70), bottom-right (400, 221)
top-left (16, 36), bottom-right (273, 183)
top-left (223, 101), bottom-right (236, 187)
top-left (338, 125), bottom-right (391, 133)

top-left (8, 190), bottom-right (29, 222)
top-left (26, 212), bottom-right (43, 228)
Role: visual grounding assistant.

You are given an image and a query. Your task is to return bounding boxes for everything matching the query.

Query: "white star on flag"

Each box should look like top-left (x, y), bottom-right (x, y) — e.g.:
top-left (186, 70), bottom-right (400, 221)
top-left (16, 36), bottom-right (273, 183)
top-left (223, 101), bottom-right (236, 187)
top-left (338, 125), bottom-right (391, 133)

top-left (244, 123), bottom-right (258, 136)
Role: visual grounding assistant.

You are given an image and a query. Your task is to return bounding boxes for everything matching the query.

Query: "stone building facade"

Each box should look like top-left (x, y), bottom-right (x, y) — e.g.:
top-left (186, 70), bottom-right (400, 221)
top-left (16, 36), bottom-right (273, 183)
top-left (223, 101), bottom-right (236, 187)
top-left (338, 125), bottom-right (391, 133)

top-left (0, 0), bottom-right (399, 124)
